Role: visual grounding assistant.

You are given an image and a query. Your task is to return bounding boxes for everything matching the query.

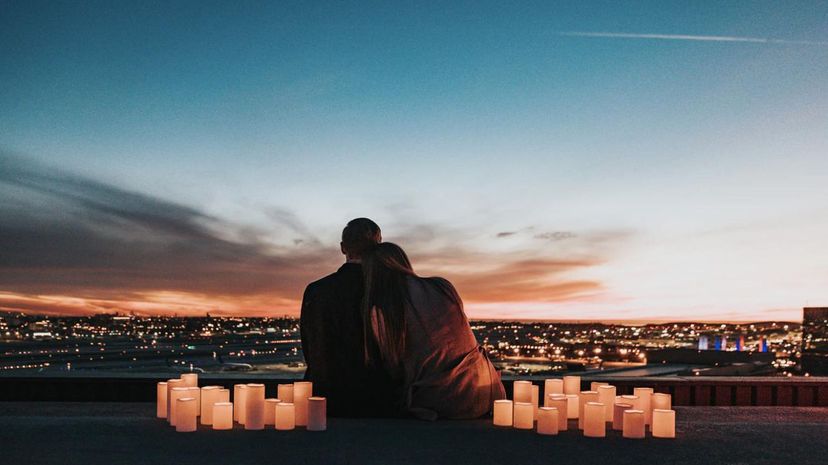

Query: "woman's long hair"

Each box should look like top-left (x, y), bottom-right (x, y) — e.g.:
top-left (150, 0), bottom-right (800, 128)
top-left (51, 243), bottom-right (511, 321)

top-left (361, 242), bottom-right (416, 370)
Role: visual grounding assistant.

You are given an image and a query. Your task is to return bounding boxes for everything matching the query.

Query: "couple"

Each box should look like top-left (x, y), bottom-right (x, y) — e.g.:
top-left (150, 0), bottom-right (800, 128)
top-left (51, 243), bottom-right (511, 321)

top-left (300, 218), bottom-right (506, 420)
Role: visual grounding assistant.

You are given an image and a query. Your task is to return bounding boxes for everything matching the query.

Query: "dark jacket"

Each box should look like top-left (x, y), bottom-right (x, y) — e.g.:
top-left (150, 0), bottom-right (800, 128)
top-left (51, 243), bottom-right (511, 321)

top-left (300, 263), bottom-right (399, 416)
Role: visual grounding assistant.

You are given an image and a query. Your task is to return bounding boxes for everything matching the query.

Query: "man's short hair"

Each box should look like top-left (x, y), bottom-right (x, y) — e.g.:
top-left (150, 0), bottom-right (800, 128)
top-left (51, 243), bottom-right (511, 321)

top-left (341, 218), bottom-right (381, 258)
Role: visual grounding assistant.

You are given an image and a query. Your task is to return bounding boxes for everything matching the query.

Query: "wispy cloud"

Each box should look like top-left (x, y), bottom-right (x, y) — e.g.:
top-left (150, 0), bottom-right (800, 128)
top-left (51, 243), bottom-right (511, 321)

top-left (557, 31), bottom-right (828, 46)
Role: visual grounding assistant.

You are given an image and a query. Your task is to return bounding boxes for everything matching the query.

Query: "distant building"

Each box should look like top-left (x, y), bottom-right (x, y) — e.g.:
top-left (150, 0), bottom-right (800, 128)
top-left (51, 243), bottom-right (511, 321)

top-left (801, 307), bottom-right (828, 375)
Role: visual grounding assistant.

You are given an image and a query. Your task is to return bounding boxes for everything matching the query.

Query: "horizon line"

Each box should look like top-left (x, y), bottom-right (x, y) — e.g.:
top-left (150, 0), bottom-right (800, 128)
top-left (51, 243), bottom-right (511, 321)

top-left (556, 31), bottom-right (828, 46)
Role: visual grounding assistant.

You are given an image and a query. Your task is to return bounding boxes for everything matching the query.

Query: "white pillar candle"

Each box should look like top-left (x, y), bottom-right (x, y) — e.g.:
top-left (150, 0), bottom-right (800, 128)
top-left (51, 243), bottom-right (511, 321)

top-left (566, 394), bottom-right (579, 419)
top-left (166, 379), bottom-right (184, 421)
top-left (633, 387), bottom-right (654, 425)
top-left (597, 385), bottom-right (616, 421)
top-left (212, 402), bottom-right (233, 430)
top-left (293, 381), bottom-right (312, 427)
top-left (563, 376), bottom-right (581, 395)
top-left (622, 394), bottom-right (642, 412)
top-left (613, 402), bottom-right (633, 431)
top-left (156, 382), bottom-right (168, 418)
top-left (245, 383), bottom-right (266, 430)
top-left (217, 388), bottom-right (230, 403)
top-left (622, 409), bottom-right (645, 439)
top-left (169, 387), bottom-right (190, 426)
top-left (277, 383), bottom-right (294, 403)
top-left (583, 402), bottom-right (606, 438)
top-left (578, 391), bottom-right (598, 429)
top-left (513, 381), bottom-right (532, 403)
top-left (180, 373), bottom-right (198, 388)
top-left (590, 381), bottom-right (608, 391)
top-left (200, 386), bottom-right (220, 425)
top-left (536, 407), bottom-right (559, 435)
top-left (546, 395), bottom-right (568, 431)
top-left (652, 393), bottom-right (672, 411)
top-left (492, 400), bottom-right (513, 427)
top-left (544, 379), bottom-right (563, 401)
top-left (275, 402), bottom-right (295, 430)
top-left (652, 409), bottom-right (676, 438)
top-left (187, 387), bottom-right (201, 416)
top-left (175, 397), bottom-right (197, 432)
top-left (265, 398), bottom-right (281, 426)
top-left (234, 384), bottom-right (248, 424)
top-left (307, 397), bottom-right (327, 431)
top-left (531, 384), bottom-right (540, 417)
top-left (513, 402), bottom-right (534, 430)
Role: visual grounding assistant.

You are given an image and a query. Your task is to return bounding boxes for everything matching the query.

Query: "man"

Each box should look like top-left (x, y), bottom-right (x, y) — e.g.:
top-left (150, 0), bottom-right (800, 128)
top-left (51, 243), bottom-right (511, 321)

top-left (300, 218), bottom-right (397, 416)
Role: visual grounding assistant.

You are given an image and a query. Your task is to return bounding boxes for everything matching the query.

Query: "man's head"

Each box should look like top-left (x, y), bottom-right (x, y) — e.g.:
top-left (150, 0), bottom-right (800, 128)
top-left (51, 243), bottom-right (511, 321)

top-left (341, 217), bottom-right (381, 261)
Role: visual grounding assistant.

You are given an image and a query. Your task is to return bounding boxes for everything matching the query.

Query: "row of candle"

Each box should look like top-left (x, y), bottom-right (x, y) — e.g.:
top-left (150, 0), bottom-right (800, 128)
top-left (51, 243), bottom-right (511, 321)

top-left (156, 374), bottom-right (326, 433)
top-left (493, 377), bottom-right (676, 439)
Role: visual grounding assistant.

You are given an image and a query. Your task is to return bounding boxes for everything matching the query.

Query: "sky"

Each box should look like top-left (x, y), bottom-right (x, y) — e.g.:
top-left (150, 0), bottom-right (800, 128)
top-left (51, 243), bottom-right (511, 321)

top-left (1, 1), bottom-right (827, 321)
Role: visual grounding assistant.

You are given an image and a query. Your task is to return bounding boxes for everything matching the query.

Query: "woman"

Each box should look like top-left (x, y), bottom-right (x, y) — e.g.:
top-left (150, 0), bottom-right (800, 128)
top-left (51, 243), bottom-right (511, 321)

top-left (362, 242), bottom-right (506, 420)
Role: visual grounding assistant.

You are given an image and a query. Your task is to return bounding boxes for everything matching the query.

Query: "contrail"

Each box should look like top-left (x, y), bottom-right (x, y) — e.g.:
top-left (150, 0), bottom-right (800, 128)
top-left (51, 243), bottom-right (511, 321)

top-left (557, 31), bottom-right (828, 46)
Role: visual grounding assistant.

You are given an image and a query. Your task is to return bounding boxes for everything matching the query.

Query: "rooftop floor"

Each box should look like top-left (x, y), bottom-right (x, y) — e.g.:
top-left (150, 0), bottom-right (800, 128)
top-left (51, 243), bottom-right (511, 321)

top-left (1, 403), bottom-right (827, 465)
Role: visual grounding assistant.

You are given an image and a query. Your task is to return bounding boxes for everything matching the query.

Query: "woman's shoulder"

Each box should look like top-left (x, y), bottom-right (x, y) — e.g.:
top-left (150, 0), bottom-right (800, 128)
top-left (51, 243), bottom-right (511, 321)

top-left (419, 276), bottom-right (462, 305)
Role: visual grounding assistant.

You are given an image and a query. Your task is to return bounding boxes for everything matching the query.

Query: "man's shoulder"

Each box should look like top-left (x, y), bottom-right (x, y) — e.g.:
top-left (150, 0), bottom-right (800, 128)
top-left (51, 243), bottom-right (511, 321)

top-left (305, 270), bottom-right (340, 295)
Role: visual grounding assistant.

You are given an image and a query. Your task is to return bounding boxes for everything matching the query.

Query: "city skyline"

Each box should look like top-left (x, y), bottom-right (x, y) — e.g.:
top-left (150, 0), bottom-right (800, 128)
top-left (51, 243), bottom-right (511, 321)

top-left (2, 2), bottom-right (828, 321)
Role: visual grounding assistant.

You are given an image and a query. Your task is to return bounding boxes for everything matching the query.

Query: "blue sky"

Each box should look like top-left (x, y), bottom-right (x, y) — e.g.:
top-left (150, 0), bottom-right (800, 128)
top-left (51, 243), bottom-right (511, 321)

top-left (1, 1), bottom-right (827, 320)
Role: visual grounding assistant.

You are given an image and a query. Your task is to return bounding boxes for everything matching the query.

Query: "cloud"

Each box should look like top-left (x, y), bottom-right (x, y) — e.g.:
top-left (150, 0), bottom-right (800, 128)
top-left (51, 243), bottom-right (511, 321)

top-left (534, 231), bottom-right (576, 241)
top-left (496, 231), bottom-right (517, 238)
top-left (556, 31), bottom-right (828, 46)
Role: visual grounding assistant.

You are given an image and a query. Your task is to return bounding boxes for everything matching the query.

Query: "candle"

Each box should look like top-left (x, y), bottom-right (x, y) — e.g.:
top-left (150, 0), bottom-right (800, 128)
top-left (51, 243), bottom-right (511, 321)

top-left (590, 381), bottom-right (608, 391)
top-left (218, 388), bottom-right (230, 403)
top-left (187, 387), bottom-right (201, 416)
top-left (212, 402), bottom-right (233, 430)
top-left (652, 409), bottom-right (676, 438)
top-left (544, 379), bottom-right (563, 401)
top-left (513, 380), bottom-right (532, 403)
top-left (175, 397), bottom-right (197, 432)
top-left (597, 385), bottom-right (616, 421)
top-left (578, 391), bottom-right (598, 429)
top-left (622, 409), bottom-right (645, 439)
top-left (546, 395), bottom-right (568, 431)
top-left (156, 382), bottom-right (167, 418)
top-left (613, 402), bottom-right (633, 431)
top-left (307, 397), bottom-right (327, 431)
top-left (277, 383), bottom-right (294, 403)
top-left (536, 407), bottom-right (559, 435)
top-left (180, 373), bottom-right (198, 388)
top-left (294, 381), bottom-right (313, 427)
top-left (633, 387), bottom-right (653, 425)
top-left (166, 379), bottom-right (184, 421)
top-left (493, 400), bottom-right (513, 427)
top-left (652, 393), bottom-right (671, 411)
top-left (513, 402), bottom-right (534, 430)
top-left (531, 384), bottom-right (540, 417)
top-left (234, 384), bottom-right (248, 425)
top-left (200, 386), bottom-right (220, 425)
top-left (563, 376), bottom-right (581, 395)
top-left (621, 394), bottom-right (641, 412)
top-left (169, 387), bottom-right (190, 426)
top-left (245, 383), bottom-right (266, 430)
top-left (265, 398), bottom-right (281, 426)
top-left (566, 394), bottom-right (579, 419)
top-left (583, 402), bottom-right (606, 438)
top-left (275, 402), bottom-right (295, 430)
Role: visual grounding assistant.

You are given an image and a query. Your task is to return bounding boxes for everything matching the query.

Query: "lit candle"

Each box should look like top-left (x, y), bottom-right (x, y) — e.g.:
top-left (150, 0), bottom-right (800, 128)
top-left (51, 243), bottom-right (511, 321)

top-left (187, 387), bottom-right (201, 416)
top-left (583, 402), bottom-right (606, 438)
top-left (493, 400), bottom-right (513, 427)
top-left (166, 379), bottom-right (184, 421)
top-left (277, 383), bottom-right (294, 403)
top-left (513, 380), bottom-right (532, 403)
top-left (513, 402), bottom-right (534, 430)
top-left (275, 402), bottom-right (295, 430)
top-left (169, 387), bottom-right (190, 426)
top-left (590, 381), bottom-right (608, 391)
top-left (536, 407), bottom-right (559, 435)
top-left (546, 395), bottom-right (568, 431)
top-left (156, 382), bottom-right (167, 418)
top-left (217, 388), bottom-right (230, 403)
top-left (652, 409), bottom-right (675, 438)
top-left (566, 394), bottom-right (579, 419)
top-left (622, 409), bottom-right (645, 439)
top-left (578, 391), bottom-right (598, 429)
top-left (212, 402), bottom-right (233, 430)
top-left (652, 393), bottom-right (671, 411)
top-left (265, 398), bottom-right (281, 426)
top-left (633, 387), bottom-right (653, 425)
top-left (544, 379), bottom-right (563, 401)
top-left (531, 385), bottom-right (539, 417)
top-left (307, 397), bottom-right (327, 431)
top-left (175, 397), bottom-right (197, 432)
top-left (234, 384), bottom-right (248, 425)
top-left (245, 383), bottom-right (265, 430)
top-left (200, 386), bottom-right (220, 425)
top-left (180, 373), bottom-right (198, 388)
top-left (612, 402), bottom-right (633, 431)
top-left (597, 385), bottom-right (616, 421)
top-left (294, 381), bottom-right (313, 427)
top-left (622, 394), bottom-right (641, 412)
top-left (563, 376), bottom-right (581, 395)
